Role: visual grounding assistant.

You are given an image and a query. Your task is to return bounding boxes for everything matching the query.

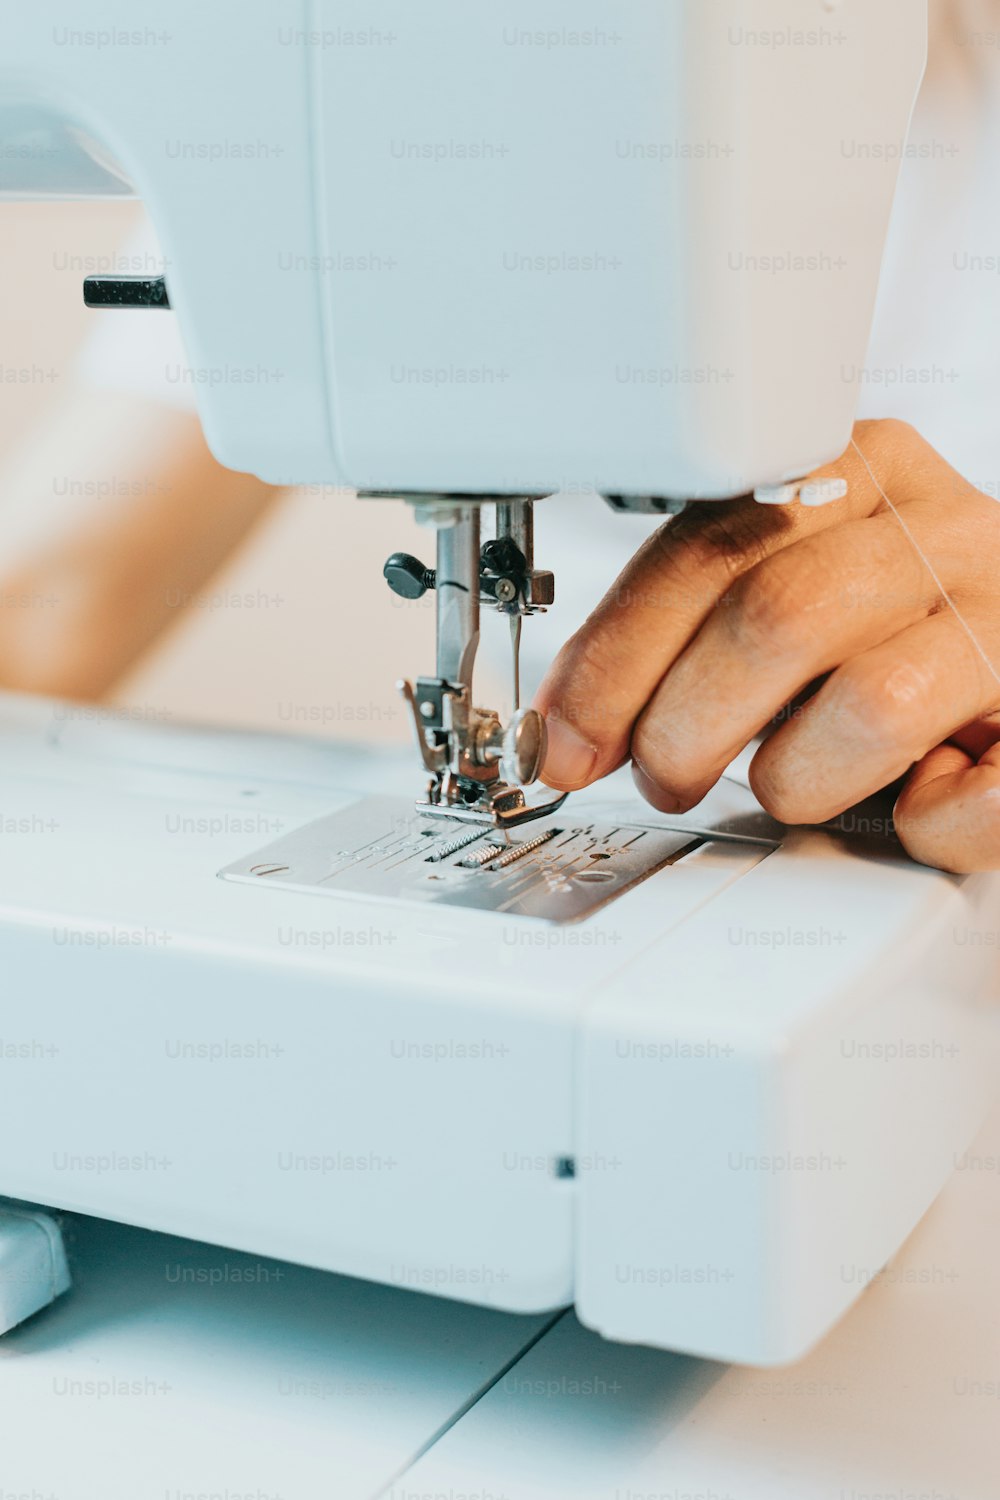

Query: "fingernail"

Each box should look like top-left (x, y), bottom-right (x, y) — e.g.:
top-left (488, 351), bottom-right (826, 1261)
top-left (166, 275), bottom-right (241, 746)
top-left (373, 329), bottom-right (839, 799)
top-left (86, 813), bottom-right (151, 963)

top-left (542, 718), bottom-right (598, 789)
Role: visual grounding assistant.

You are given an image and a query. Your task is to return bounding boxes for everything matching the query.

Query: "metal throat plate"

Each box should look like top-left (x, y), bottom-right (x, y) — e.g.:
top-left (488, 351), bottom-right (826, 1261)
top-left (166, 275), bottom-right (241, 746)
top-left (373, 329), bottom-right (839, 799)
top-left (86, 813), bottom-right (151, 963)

top-left (218, 795), bottom-right (701, 924)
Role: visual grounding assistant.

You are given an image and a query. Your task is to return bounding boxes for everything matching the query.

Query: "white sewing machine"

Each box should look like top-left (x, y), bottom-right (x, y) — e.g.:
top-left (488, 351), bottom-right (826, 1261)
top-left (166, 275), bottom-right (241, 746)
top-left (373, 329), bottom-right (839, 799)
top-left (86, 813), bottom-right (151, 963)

top-left (0, 0), bottom-right (996, 1369)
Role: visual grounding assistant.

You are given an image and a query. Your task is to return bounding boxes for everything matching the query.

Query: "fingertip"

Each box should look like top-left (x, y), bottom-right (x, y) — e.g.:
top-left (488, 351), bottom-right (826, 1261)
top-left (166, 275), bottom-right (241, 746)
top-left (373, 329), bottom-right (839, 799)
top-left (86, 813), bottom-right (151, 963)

top-left (747, 747), bottom-right (812, 825)
top-left (631, 760), bottom-right (687, 816)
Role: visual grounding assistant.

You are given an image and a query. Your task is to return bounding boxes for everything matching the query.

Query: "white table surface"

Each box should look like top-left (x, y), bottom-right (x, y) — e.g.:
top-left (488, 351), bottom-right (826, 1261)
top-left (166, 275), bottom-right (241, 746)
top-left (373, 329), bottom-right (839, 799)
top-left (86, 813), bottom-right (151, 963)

top-left (405, 1101), bottom-right (1000, 1500)
top-left (0, 1212), bottom-right (554, 1500)
top-left (3, 1097), bottom-right (1000, 1500)
top-left (5, 1092), bottom-right (1000, 1500)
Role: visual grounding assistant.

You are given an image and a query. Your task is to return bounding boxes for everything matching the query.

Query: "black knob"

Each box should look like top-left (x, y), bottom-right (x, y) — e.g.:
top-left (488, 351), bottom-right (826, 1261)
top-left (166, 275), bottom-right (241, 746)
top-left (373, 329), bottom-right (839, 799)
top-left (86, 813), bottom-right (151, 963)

top-left (383, 552), bottom-right (435, 600)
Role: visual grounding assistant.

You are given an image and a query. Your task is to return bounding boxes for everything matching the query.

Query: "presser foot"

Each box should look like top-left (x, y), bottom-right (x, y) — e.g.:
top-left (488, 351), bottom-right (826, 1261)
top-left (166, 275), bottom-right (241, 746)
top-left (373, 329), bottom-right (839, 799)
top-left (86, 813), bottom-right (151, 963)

top-left (415, 775), bottom-right (569, 829)
top-left (399, 676), bottom-right (564, 828)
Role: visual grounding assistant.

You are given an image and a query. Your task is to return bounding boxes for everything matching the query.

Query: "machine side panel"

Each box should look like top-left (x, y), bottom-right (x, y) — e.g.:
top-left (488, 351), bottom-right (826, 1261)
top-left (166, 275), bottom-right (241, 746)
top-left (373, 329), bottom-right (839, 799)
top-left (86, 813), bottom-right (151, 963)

top-left (576, 833), bottom-right (1000, 1364)
top-left (0, 929), bottom-right (577, 1311)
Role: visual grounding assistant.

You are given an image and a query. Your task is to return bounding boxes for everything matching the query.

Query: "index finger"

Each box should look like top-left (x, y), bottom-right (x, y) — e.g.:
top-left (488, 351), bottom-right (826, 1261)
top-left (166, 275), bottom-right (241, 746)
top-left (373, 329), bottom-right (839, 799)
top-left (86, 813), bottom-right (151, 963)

top-left (533, 427), bottom-right (912, 791)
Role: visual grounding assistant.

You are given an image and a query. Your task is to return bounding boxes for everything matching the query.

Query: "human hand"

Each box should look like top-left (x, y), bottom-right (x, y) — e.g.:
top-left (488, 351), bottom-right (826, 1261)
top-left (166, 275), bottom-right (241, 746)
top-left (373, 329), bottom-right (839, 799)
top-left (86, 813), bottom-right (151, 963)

top-left (535, 420), bottom-right (1000, 873)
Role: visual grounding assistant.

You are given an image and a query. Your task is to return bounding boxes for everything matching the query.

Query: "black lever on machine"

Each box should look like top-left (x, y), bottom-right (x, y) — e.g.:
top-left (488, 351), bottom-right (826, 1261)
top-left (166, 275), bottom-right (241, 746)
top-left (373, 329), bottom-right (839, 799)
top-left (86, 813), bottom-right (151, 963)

top-left (383, 539), bottom-right (542, 610)
top-left (83, 275), bottom-right (171, 309)
top-left (382, 553), bottom-right (436, 600)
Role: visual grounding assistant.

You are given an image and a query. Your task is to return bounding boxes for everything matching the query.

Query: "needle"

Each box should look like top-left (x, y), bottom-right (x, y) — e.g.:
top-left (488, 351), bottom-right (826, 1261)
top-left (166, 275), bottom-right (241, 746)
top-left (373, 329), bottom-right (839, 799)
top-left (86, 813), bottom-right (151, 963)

top-left (509, 612), bottom-right (522, 712)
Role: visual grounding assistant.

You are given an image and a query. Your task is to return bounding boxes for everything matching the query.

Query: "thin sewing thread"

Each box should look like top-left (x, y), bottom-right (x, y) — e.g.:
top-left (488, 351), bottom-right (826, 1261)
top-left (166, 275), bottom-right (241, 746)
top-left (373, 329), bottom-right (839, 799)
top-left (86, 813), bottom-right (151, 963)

top-left (850, 436), bottom-right (1000, 692)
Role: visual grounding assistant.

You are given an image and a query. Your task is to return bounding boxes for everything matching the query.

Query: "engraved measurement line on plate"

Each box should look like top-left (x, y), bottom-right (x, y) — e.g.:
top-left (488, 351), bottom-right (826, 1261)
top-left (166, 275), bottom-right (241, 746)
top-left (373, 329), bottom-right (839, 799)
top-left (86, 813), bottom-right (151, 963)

top-left (326, 825), bottom-right (411, 875)
top-left (496, 850), bottom-right (611, 912)
top-left (539, 834), bottom-right (605, 876)
top-left (326, 844), bottom-right (406, 878)
top-left (492, 860), bottom-right (554, 896)
top-left (498, 834), bottom-right (701, 915)
top-left (359, 827), bottom-right (424, 872)
top-left (495, 861), bottom-right (542, 888)
top-left (367, 834), bottom-right (419, 869)
top-left (384, 839), bottom-right (445, 872)
top-left (496, 857), bottom-right (574, 905)
top-left (490, 831), bottom-right (609, 891)
top-left (336, 822), bottom-right (409, 862)
top-left (497, 830), bottom-right (665, 905)
top-left (506, 849), bottom-right (601, 894)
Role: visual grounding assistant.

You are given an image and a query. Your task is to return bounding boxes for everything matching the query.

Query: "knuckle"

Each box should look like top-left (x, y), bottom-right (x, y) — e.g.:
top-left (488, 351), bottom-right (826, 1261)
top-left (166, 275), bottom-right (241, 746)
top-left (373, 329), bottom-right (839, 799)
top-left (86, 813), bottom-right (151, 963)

top-left (828, 657), bottom-right (930, 745)
top-left (725, 554), bottom-right (818, 653)
top-left (549, 630), bottom-right (627, 745)
top-left (670, 502), bottom-right (775, 587)
top-left (873, 416), bottom-right (917, 446)
top-left (856, 417), bottom-right (946, 497)
top-left (855, 416), bottom-right (919, 457)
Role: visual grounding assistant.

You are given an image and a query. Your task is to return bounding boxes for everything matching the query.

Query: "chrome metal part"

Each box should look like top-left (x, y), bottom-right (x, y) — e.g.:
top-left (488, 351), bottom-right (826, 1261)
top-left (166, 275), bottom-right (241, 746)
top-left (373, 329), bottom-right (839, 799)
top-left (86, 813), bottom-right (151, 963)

top-left (219, 796), bottom-right (703, 924)
top-left (415, 785), bottom-right (569, 830)
top-left (501, 707), bottom-right (546, 787)
top-left (602, 494), bottom-right (690, 516)
top-left (434, 504), bottom-right (480, 689)
top-left (509, 614), bottom-right (522, 711)
top-left (493, 497), bottom-right (554, 612)
top-left (387, 494), bottom-right (560, 828)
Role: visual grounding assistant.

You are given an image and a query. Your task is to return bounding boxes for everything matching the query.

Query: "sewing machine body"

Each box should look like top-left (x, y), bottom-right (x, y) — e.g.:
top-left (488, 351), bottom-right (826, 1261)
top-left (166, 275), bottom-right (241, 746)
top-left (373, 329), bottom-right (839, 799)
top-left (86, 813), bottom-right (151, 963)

top-left (2, 0), bottom-right (994, 1376)
top-left (0, 694), bottom-right (995, 1366)
top-left (2, 0), bottom-right (923, 496)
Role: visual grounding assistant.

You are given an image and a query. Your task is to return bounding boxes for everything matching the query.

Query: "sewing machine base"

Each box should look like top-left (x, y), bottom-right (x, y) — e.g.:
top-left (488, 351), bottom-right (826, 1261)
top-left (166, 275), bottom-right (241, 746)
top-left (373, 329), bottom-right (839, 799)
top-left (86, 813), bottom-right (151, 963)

top-left (0, 693), bottom-right (997, 1366)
